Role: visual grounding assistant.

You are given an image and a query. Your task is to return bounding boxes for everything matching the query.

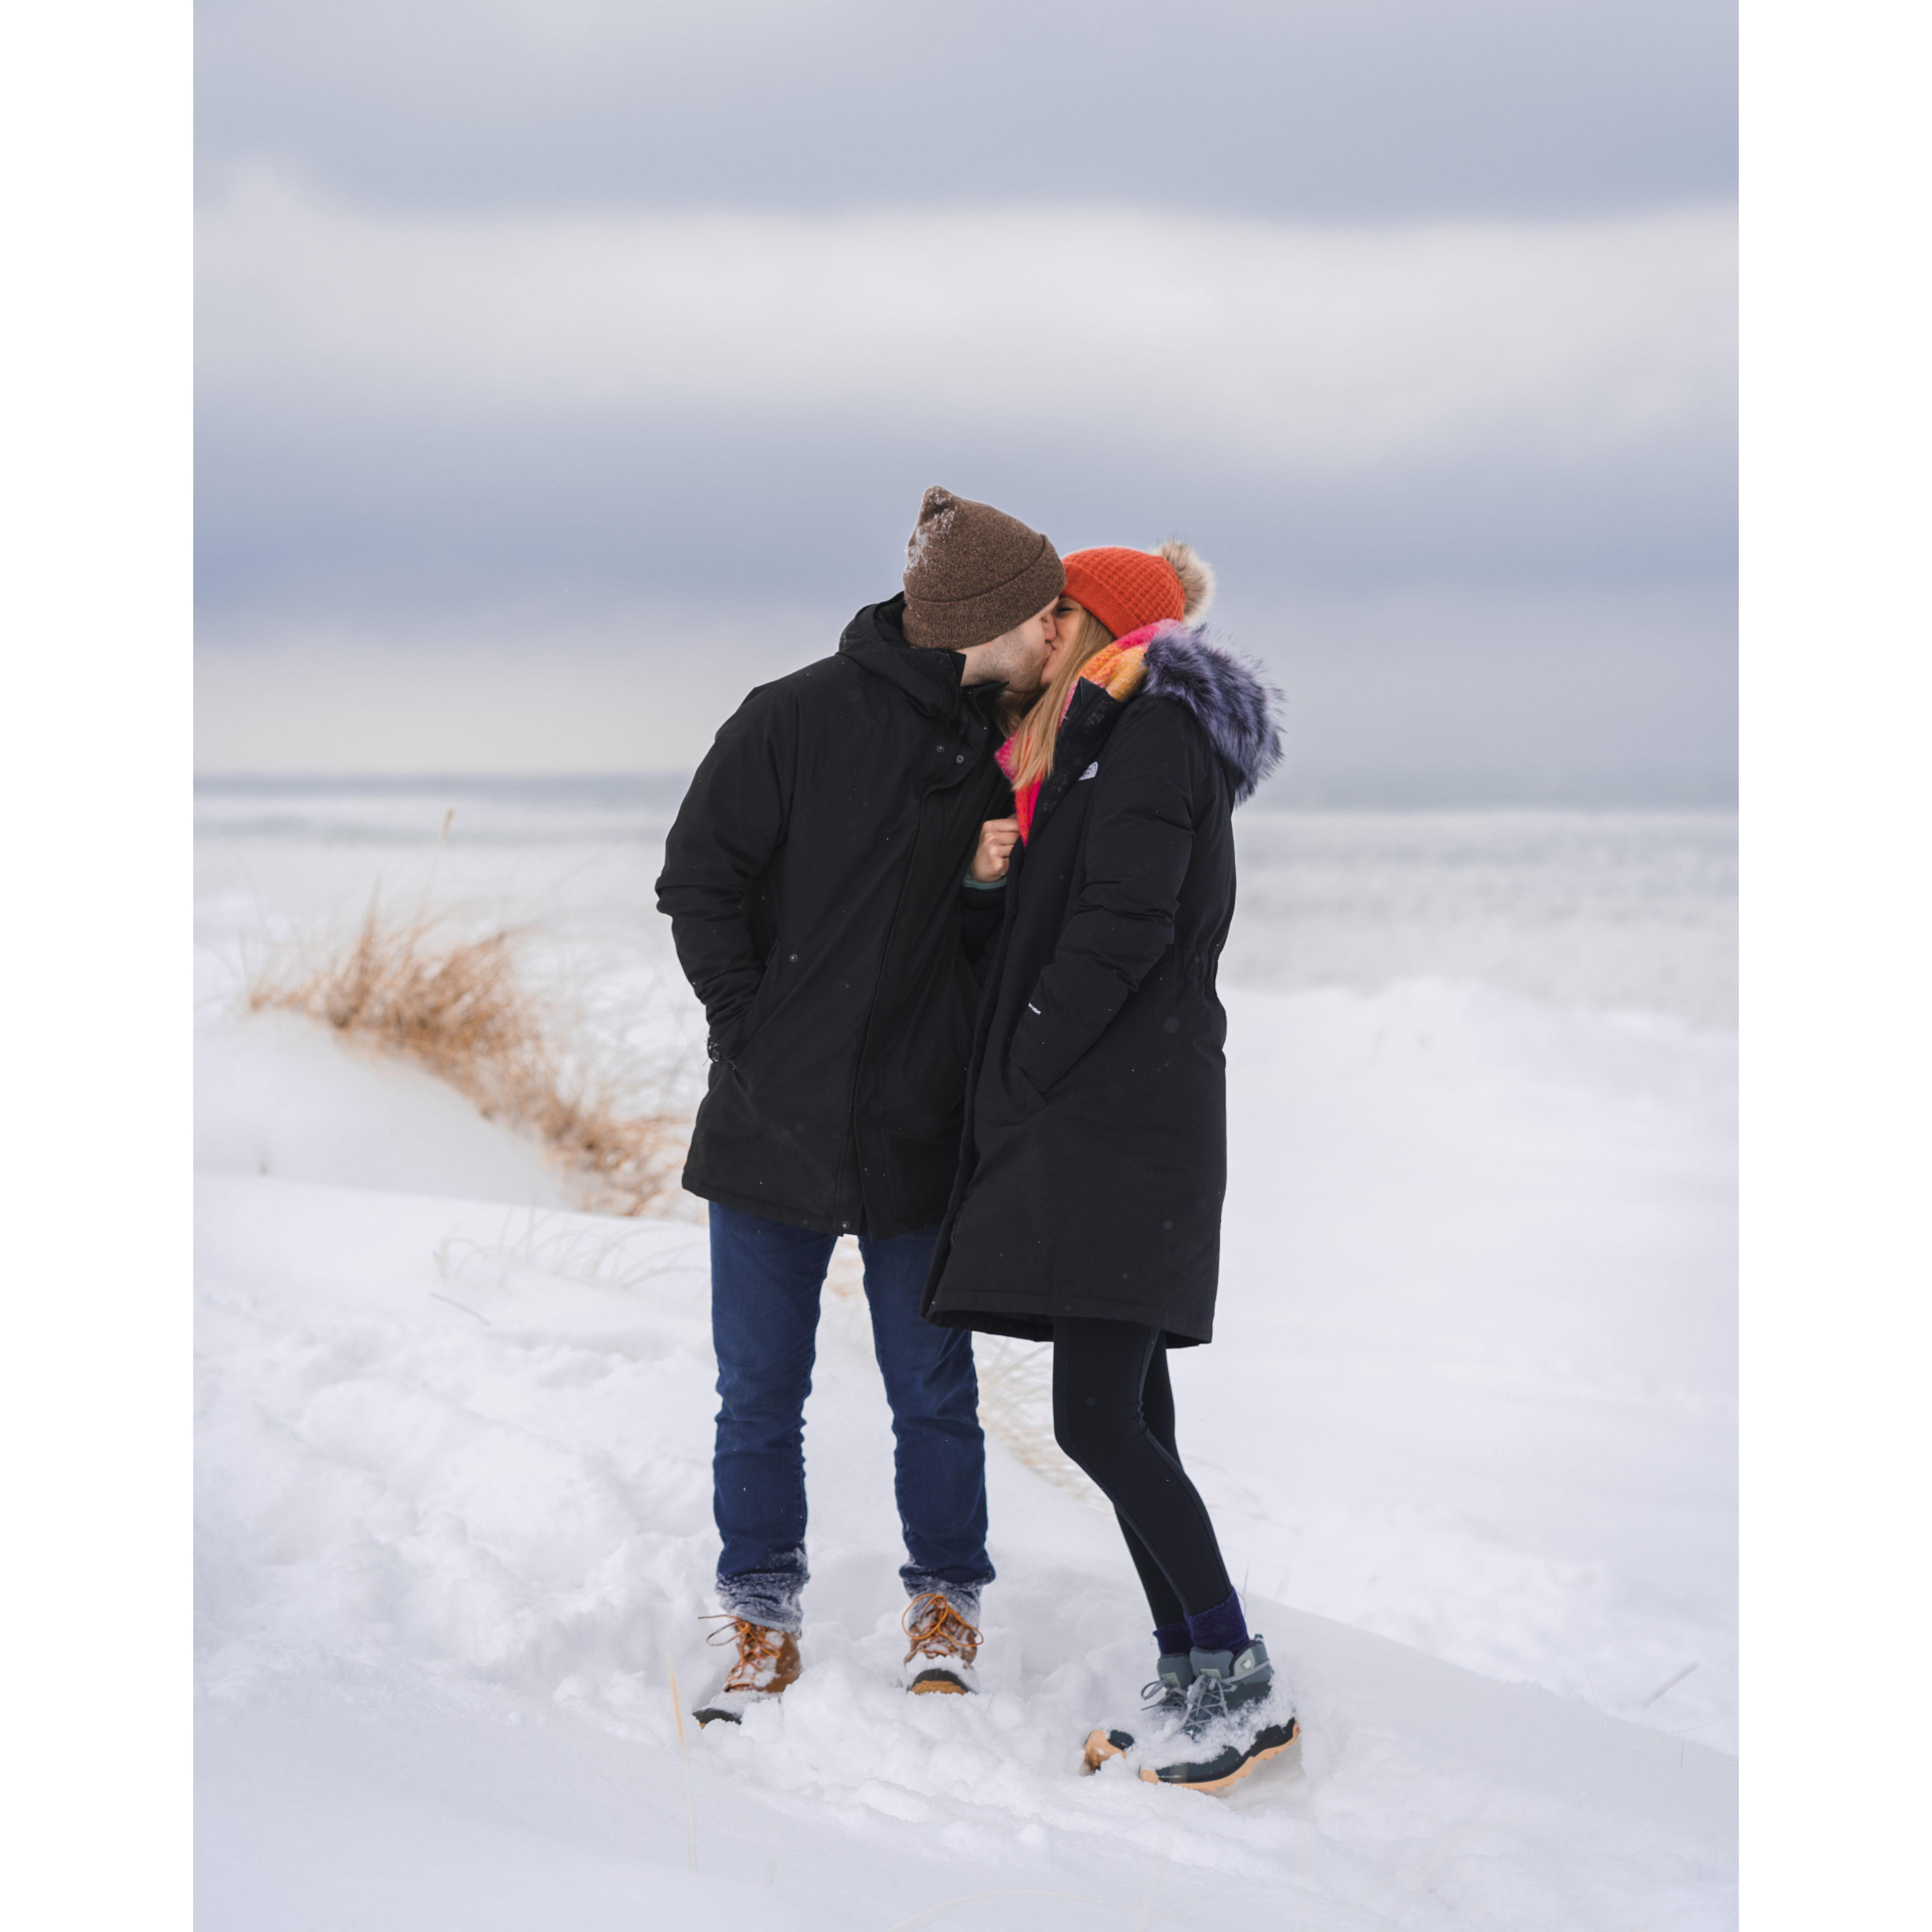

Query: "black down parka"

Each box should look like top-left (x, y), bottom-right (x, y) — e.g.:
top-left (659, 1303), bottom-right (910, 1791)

top-left (923, 622), bottom-right (1281, 1346)
top-left (656, 595), bottom-right (1010, 1239)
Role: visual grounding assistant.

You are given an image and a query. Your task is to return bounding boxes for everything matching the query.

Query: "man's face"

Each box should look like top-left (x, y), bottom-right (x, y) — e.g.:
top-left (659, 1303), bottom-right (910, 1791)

top-left (957, 599), bottom-right (1060, 691)
top-left (1002, 600), bottom-right (1060, 689)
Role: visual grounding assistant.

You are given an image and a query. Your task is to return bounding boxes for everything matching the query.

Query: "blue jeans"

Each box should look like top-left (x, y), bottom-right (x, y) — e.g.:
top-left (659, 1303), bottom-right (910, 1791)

top-left (709, 1202), bottom-right (993, 1634)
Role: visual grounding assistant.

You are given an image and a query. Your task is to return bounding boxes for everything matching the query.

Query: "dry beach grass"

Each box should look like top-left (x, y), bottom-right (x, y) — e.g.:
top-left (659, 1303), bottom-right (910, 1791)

top-left (247, 903), bottom-right (690, 1218)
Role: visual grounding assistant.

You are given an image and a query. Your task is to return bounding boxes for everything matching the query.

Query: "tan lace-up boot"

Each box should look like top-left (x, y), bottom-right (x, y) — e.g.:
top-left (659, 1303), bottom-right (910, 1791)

top-left (901, 1593), bottom-right (981, 1695)
top-left (691, 1617), bottom-right (801, 1726)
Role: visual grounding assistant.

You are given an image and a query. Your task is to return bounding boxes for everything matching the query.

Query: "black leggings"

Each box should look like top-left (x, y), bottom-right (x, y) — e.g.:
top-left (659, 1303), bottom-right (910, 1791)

top-left (1051, 1317), bottom-right (1233, 1628)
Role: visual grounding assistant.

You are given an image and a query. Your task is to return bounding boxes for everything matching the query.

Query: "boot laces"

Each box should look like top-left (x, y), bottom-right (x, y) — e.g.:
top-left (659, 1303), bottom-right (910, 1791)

top-left (703, 1615), bottom-right (789, 1692)
top-left (1183, 1668), bottom-right (1234, 1732)
top-left (901, 1592), bottom-right (982, 1664)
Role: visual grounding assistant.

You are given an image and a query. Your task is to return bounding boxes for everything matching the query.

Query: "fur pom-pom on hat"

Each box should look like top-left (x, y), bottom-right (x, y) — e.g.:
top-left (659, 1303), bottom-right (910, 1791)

top-left (1158, 541), bottom-right (1216, 622)
top-left (1062, 541), bottom-right (1215, 640)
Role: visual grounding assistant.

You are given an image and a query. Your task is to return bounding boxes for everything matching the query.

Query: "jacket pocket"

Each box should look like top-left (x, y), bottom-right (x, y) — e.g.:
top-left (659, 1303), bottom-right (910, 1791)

top-left (1009, 1061), bottom-right (1048, 1113)
top-left (1007, 1002), bottom-right (1055, 1107)
top-left (719, 945), bottom-right (789, 1068)
top-left (1005, 993), bottom-right (1054, 1109)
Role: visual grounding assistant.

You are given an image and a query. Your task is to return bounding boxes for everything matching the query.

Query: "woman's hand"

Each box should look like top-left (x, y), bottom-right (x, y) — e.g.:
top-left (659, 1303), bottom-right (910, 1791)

top-left (969, 816), bottom-right (1021, 883)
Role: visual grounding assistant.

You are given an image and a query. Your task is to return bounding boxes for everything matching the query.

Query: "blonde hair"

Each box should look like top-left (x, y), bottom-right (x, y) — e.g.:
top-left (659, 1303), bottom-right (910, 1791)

top-left (1002, 604), bottom-right (1117, 795)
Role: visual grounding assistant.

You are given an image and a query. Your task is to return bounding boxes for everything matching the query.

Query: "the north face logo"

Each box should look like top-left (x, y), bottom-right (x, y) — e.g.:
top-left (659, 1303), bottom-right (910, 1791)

top-left (1078, 762), bottom-right (1099, 781)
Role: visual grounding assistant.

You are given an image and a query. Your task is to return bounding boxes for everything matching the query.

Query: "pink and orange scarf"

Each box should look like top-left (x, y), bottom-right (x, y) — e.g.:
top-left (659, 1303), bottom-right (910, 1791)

top-left (996, 633), bottom-right (1154, 842)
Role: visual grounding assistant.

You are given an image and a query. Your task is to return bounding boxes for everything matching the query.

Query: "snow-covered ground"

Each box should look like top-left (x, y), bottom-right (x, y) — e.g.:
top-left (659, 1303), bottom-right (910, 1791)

top-left (196, 783), bottom-right (1736, 1928)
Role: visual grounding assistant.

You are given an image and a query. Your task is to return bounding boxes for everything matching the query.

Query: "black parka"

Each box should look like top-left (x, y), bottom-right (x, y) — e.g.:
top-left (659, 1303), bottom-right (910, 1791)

top-left (922, 622), bottom-right (1281, 1346)
top-left (656, 596), bottom-right (1009, 1238)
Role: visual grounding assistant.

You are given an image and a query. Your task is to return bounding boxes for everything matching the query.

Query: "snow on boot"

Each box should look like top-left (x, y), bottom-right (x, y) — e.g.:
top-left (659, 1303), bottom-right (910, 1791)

top-left (1136, 1638), bottom-right (1299, 1793)
top-left (901, 1592), bottom-right (981, 1694)
top-left (1082, 1652), bottom-right (1196, 1771)
top-left (691, 1617), bottom-right (801, 1726)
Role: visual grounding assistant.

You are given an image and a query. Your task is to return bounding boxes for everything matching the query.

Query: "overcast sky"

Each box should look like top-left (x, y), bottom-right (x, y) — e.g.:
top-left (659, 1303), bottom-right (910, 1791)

top-left (196, 0), bottom-right (1736, 797)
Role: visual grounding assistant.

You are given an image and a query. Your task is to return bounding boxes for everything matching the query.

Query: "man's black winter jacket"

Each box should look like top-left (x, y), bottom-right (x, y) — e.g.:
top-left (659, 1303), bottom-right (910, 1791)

top-left (655, 596), bottom-right (1010, 1238)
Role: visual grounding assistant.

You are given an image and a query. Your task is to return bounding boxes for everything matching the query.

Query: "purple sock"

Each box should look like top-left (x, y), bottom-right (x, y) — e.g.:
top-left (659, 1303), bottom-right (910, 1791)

top-left (1185, 1590), bottom-right (1250, 1657)
top-left (1153, 1622), bottom-right (1190, 1658)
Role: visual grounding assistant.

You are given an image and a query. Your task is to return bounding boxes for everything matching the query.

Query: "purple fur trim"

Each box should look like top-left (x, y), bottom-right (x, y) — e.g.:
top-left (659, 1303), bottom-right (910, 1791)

top-left (1153, 1621), bottom-right (1191, 1657)
top-left (1136, 621), bottom-right (1284, 804)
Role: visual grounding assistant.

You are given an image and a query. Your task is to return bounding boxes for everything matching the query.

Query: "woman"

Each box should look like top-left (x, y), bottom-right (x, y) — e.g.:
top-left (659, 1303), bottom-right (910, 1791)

top-left (923, 541), bottom-right (1290, 1792)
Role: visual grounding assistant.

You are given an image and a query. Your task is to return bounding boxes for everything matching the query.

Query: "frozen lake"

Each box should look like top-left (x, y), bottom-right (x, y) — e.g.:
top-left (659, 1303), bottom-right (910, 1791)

top-left (196, 776), bottom-right (1736, 1023)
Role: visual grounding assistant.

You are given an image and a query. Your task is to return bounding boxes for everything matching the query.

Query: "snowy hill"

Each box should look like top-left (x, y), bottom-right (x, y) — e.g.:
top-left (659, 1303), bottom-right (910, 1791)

top-left (196, 1003), bottom-right (1735, 1929)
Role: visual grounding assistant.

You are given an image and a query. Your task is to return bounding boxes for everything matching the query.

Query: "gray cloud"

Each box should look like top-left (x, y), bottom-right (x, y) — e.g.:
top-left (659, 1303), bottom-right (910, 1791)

top-left (200, 185), bottom-right (1731, 466)
top-left (194, 3), bottom-right (1735, 797)
top-left (197, 182), bottom-right (1733, 610)
top-left (197, 411), bottom-right (1732, 617)
top-left (198, 0), bottom-right (1734, 221)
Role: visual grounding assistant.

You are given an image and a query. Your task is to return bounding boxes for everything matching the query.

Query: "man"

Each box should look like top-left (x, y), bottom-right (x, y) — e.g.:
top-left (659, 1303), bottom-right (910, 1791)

top-left (656, 485), bottom-right (1061, 1723)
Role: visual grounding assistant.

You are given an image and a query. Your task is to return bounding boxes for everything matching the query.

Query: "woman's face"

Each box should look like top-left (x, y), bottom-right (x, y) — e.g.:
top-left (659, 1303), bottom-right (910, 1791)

top-left (1043, 597), bottom-right (1088, 681)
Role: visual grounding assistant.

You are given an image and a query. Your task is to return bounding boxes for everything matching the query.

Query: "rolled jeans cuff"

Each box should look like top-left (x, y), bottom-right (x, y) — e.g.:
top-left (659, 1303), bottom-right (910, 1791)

top-left (718, 1558), bottom-right (807, 1636)
top-left (902, 1569), bottom-right (991, 1629)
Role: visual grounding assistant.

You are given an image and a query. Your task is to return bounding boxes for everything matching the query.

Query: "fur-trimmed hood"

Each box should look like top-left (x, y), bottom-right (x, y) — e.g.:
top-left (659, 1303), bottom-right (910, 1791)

top-left (1124, 620), bottom-right (1282, 803)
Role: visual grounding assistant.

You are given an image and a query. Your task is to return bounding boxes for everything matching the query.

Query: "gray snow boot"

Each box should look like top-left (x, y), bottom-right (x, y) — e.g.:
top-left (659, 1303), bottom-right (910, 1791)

top-left (1082, 1651), bottom-right (1196, 1771)
top-left (1137, 1638), bottom-right (1299, 1792)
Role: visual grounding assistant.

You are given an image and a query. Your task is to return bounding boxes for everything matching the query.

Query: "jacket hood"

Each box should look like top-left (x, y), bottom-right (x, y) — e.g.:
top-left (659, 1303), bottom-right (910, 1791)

top-left (839, 594), bottom-right (969, 719)
top-left (1109, 620), bottom-right (1284, 803)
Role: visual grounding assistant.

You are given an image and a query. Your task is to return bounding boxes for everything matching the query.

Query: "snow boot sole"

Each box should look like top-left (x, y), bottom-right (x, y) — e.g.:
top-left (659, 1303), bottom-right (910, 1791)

top-left (1083, 1651), bottom-right (1196, 1769)
top-left (908, 1668), bottom-right (972, 1695)
top-left (1138, 1717), bottom-right (1300, 1793)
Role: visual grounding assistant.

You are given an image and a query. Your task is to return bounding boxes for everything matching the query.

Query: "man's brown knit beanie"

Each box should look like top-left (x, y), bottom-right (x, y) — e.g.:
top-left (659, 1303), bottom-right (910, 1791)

top-left (901, 486), bottom-right (1065, 651)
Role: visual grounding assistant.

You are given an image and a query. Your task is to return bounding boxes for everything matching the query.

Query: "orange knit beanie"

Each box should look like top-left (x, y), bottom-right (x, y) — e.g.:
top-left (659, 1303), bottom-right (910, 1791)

top-left (1061, 547), bottom-right (1187, 640)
